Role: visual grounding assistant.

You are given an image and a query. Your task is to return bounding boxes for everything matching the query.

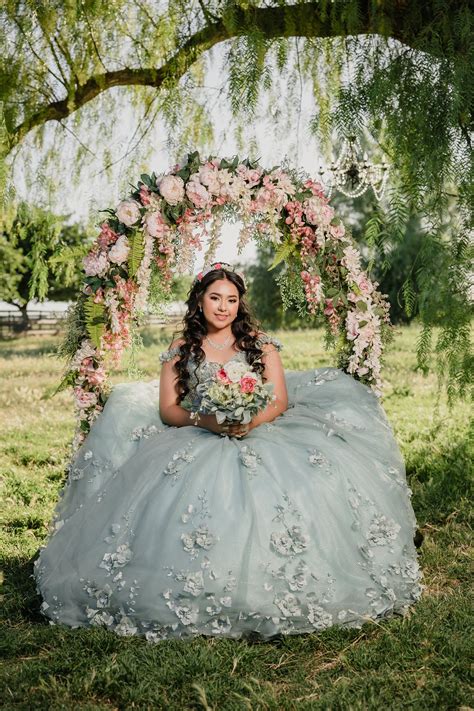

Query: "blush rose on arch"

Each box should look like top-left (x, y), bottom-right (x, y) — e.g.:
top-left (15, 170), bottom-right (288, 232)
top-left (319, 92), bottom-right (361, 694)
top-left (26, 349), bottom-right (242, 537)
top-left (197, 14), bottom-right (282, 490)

top-left (60, 151), bottom-right (392, 449)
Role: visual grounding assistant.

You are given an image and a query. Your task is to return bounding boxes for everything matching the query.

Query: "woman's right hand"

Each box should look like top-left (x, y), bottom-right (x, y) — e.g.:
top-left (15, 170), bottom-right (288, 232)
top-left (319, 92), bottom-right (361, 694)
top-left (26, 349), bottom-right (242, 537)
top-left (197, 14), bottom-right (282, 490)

top-left (197, 415), bottom-right (248, 438)
top-left (197, 413), bottom-right (228, 435)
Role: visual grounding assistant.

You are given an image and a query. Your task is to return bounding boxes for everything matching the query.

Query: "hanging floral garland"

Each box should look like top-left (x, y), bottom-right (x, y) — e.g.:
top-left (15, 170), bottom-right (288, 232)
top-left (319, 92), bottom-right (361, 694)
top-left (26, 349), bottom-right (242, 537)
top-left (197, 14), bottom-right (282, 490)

top-left (58, 151), bottom-right (391, 449)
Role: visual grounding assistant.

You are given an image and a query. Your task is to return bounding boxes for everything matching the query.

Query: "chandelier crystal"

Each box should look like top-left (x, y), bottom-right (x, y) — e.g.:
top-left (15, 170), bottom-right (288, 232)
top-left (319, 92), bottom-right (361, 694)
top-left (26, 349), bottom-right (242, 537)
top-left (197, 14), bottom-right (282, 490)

top-left (318, 135), bottom-right (389, 201)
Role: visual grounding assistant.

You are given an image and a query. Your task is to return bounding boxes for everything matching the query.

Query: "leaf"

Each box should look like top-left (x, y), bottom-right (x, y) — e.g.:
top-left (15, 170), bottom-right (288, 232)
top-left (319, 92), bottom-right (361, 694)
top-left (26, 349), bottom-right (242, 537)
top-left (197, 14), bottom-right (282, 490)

top-left (356, 300), bottom-right (368, 312)
top-left (140, 173), bottom-right (152, 187)
top-left (268, 241), bottom-right (296, 271)
top-left (127, 230), bottom-right (145, 278)
top-left (84, 297), bottom-right (106, 348)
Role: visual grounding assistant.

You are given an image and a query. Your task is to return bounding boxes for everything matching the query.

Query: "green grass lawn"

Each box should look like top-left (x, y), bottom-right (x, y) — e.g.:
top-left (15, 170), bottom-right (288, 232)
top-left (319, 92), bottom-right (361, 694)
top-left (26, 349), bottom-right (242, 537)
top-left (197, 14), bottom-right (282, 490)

top-left (0, 324), bottom-right (472, 710)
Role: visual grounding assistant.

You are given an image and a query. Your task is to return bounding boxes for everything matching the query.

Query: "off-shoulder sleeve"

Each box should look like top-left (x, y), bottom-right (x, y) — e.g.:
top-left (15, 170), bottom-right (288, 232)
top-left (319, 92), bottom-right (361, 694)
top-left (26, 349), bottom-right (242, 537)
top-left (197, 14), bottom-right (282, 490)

top-left (256, 333), bottom-right (283, 351)
top-left (159, 344), bottom-right (182, 363)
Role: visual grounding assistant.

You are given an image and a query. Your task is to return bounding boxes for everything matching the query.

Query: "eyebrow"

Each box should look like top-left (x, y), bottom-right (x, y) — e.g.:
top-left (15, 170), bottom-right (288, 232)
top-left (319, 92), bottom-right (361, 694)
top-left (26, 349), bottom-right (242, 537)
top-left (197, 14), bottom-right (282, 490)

top-left (208, 292), bottom-right (238, 297)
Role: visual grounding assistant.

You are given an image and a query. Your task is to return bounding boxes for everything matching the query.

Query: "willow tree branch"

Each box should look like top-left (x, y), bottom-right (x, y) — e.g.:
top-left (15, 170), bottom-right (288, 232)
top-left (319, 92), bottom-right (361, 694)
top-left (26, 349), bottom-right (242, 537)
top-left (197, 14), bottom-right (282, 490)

top-left (7, 0), bottom-right (462, 150)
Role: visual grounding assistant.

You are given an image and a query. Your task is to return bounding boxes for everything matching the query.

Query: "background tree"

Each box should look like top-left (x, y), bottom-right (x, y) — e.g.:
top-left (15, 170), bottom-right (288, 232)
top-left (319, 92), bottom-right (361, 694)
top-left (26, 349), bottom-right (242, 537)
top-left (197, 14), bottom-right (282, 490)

top-left (0, 0), bottom-right (471, 397)
top-left (0, 202), bottom-right (91, 329)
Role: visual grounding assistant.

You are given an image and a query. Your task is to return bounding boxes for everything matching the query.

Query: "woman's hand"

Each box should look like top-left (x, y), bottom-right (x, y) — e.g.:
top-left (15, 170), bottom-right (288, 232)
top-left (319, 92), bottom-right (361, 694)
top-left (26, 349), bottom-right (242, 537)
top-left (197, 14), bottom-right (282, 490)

top-left (198, 415), bottom-right (250, 438)
top-left (222, 421), bottom-right (250, 439)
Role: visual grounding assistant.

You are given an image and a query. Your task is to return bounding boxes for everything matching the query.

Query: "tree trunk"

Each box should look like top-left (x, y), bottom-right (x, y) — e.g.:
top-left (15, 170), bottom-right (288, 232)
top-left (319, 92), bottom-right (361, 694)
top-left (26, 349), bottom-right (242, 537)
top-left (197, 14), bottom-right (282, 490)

top-left (12, 303), bottom-right (31, 333)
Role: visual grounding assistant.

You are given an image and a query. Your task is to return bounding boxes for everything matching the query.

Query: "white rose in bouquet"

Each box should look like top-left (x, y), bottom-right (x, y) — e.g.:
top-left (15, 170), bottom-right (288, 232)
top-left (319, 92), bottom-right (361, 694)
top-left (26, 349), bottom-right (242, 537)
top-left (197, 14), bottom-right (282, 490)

top-left (159, 175), bottom-right (185, 205)
top-left (116, 199), bottom-right (141, 226)
top-left (223, 360), bottom-right (249, 383)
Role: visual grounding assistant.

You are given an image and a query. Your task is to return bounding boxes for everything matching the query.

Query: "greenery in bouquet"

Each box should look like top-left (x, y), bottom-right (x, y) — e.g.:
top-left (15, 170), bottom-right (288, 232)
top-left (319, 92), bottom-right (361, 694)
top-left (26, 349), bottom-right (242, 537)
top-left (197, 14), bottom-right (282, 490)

top-left (192, 361), bottom-right (275, 425)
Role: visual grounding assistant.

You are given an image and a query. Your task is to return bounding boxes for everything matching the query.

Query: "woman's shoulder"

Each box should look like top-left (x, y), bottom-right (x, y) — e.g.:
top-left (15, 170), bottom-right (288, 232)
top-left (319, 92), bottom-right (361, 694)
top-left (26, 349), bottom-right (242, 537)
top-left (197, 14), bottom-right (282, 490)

top-left (159, 337), bottom-right (185, 364)
top-left (253, 331), bottom-right (283, 352)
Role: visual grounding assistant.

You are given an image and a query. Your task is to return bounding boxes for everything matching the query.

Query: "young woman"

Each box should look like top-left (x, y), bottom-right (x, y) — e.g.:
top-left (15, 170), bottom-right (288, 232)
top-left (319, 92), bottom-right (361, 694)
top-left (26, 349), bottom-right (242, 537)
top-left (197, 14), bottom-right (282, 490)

top-left (34, 262), bottom-right (423, 642)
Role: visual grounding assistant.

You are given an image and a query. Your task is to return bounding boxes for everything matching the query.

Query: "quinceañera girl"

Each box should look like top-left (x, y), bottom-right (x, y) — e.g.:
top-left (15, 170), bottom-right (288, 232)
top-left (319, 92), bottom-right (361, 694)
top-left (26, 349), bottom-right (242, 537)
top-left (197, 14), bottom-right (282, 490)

top-left (34, 262), bottom-right (423, 642)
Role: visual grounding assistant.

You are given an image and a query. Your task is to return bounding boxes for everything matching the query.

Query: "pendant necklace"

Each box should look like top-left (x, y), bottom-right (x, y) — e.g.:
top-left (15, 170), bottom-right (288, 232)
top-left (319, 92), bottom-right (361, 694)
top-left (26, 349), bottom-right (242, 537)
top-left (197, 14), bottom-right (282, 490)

top-left (205, 333), bottom-right (233, 351)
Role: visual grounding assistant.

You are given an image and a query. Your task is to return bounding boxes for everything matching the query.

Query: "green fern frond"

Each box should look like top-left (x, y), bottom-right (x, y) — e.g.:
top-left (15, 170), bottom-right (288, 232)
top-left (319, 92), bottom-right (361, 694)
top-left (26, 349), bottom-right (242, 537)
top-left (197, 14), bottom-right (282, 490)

top-left (84, 297), bottom-right (106, 348)
top-left (127, 230), bottom-right (145, 278)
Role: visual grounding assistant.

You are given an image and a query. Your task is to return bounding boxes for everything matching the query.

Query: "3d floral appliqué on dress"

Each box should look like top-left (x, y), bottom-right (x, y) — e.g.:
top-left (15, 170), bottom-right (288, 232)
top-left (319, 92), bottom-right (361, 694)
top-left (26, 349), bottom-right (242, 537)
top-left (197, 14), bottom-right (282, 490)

top-left (34, 335), bottom-right (423, 642)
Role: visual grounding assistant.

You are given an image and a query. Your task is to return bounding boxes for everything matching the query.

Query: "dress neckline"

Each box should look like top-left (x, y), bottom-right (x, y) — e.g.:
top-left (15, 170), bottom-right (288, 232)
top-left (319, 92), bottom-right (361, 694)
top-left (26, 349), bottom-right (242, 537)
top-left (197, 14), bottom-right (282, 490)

top-left (202, 351), bottom-right (245, 367)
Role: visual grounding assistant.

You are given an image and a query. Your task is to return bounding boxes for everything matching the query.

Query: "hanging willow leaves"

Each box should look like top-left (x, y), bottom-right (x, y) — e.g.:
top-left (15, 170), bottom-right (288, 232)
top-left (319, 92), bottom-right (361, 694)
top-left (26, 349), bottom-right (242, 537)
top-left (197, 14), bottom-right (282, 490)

top-left (0, 0), bottom-right (471, 400)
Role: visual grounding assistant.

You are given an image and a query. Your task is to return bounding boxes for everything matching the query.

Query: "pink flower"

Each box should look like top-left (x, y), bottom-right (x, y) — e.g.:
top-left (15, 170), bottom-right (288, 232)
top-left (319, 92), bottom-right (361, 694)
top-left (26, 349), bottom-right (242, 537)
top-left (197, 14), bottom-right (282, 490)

top-left (329, 222), bottom-right (345, 239)
top-left (98, 223), bottom-right (118, 249)
top-left (159, 175), bottom-right (185, 205)
top-left (84, 366), bottom-right (107, 387)
top-left (145, 211), bottom-right (169, 237)
top-left (116, 199), bottom-right (141, 226)
top-left (240, 375), bottom-right (257, 394)
top-left (356, 274), bottom-right (374, 295)
top-left (216, 368), bottom-right (231, 385)
top-left (139, 185), bottom-right (152, 205)
top-left (73, 387), bottom-right (98, 409)
top-left (186, 180), bottom-right (210, 208)
top-left (108, 235), bottom-right (130, 265)
top-left (83, 250), bottom-right (108, 277)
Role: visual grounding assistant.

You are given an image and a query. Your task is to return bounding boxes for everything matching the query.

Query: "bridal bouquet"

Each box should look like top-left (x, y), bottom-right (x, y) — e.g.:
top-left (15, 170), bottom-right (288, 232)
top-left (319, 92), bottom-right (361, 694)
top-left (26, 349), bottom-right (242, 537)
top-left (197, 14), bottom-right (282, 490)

top-left (192, 361), bottom-right (275, 425)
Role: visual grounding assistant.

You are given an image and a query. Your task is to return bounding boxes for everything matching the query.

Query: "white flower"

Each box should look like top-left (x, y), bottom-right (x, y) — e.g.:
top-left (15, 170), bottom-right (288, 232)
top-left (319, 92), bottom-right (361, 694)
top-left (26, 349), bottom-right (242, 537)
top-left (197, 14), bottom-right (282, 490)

top-left (274, 592), bottom-right (302, 617)
top-left (183, 570), bottom-right (204, 597)
top-left (115, 615), bottom-right (138, 636)
top-left (270, 526), bottom-right (310, 556)
top-left (368, 515), bottom-right (401, 546)
top-left (159, 174), bottom-right (185, 205)
top-left (108, 235), bottom-right (130, 265)
top-left (307, 602), bottom-right (333, 629)
top-left (172, 602), bottom-right (199, 626)
top-left (224, 361), bottom-right (249, 383)
top-left (116, 199), bottom-right (141, 226)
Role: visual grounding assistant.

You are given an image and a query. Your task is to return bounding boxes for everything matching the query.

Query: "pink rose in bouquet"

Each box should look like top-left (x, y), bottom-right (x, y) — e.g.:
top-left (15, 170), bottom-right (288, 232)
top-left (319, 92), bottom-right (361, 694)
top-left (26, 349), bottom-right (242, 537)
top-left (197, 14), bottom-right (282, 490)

top-left (240, 373), bottom-right (258, 394)
top-left (216, 368), bottom-right (232, 385)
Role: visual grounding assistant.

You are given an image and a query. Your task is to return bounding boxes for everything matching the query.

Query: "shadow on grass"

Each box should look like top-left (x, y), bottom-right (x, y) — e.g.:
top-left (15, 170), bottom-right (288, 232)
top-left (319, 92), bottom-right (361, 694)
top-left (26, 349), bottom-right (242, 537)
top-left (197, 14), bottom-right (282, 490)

top-left (407, 432), bottom-right (472, 527)
top-left (1, 552), bottom-right (44, 626)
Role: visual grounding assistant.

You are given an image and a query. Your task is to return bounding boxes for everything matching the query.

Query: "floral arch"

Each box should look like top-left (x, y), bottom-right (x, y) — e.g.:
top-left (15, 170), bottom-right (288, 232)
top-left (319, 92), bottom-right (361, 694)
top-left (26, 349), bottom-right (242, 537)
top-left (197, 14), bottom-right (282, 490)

top-left (60, 151), bottom-right (391, 448)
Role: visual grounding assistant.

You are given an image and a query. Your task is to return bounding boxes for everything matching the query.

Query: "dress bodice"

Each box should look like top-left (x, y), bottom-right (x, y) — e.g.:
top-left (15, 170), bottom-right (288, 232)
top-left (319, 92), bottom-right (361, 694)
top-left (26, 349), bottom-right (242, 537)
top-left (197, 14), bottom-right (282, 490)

top-left (159, 335), bottom-right (283, 411)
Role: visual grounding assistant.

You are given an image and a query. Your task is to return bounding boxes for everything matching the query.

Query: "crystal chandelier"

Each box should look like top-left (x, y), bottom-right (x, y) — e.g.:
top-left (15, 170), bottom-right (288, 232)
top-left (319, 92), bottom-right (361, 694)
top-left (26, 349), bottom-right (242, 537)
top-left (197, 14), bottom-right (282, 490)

top-left (318, 135), bottom-right (389, 200)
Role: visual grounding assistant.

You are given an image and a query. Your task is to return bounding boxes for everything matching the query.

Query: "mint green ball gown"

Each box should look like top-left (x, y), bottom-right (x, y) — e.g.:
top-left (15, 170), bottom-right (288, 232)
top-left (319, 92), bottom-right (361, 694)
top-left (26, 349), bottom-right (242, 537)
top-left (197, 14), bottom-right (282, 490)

top-left (34, 335), bottom-right (423, 642)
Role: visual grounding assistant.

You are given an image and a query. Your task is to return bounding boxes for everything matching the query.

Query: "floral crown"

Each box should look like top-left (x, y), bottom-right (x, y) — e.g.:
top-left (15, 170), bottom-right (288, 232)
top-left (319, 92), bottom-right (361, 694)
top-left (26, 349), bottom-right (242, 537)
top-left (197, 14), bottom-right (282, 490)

top-left (194, 262), bottom-right (246, 288)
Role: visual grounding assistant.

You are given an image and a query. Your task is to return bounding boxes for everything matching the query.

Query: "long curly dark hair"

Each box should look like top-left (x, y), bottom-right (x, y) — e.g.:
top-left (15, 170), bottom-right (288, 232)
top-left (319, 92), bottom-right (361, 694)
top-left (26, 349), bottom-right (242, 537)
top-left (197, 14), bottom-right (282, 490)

top-left (171, 265), bottom-right (265, 403)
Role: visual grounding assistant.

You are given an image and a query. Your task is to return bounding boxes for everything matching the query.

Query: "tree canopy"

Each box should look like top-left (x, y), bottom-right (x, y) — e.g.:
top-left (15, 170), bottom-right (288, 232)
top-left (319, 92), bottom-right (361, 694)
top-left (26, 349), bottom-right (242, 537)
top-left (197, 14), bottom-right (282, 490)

top-left (0, 201), bottom-right (91, 326)
top-left (0, 0), bottom-right (472, 398)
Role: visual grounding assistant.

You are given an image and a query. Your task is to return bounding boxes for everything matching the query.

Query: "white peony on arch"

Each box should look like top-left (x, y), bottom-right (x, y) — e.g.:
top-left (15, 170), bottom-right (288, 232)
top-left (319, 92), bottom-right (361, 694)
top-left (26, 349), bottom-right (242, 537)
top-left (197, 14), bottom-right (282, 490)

top-left (59, 151), bottom-right (391, 448)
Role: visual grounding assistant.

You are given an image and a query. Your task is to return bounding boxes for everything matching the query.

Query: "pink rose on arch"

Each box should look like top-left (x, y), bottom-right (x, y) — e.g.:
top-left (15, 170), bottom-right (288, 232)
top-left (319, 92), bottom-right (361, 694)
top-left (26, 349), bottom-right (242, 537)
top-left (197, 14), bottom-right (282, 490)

top-left (108, 235), bottom-right (130, 265)
top-left (356, 274), bottom-right (374, 295)
top-left (320, 204), bottom-right (335, 225)
top-left (216, 368), bottom-right (232, 385)
top-left (84, 366), bottom-right (107, 387)
top-left (329, 222), bottom-right (346, 239)
top-left (145, 211), bottom-right (169, 237)
top-left (240, 375), bottom-right (257, 394)
top-left (116, 199), bottom-right (141, 226)
top-left (73, 387), bottom-right (98, 410)
top-left (83, 250), bottom-right (108, 277)
top-left (186, 180), bottom-right (210, 209)
top-left (159, 174), bottom-right (185, 205)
